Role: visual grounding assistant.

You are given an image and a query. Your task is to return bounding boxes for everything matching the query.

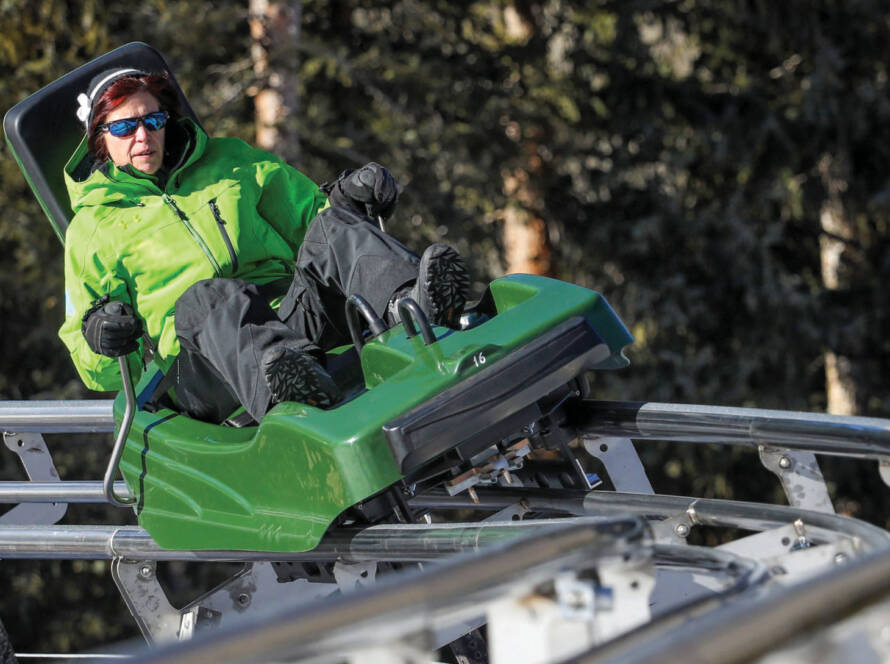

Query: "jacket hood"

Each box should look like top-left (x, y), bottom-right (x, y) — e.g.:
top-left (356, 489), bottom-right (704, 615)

top-left (64, 118), bottom-right (206, 212)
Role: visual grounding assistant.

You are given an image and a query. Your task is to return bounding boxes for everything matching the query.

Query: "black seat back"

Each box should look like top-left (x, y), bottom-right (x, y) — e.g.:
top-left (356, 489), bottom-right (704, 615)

top-left (3, 42), bottom-right (200, 244)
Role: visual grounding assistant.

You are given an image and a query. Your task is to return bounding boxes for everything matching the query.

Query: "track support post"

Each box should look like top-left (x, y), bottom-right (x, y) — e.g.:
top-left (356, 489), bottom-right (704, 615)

top-left (758, 446), bottom-right (834, 514)
top-left (1, 432), bottom-right (66, 525)
top-left (110, 559), bottom-right (182, 644)
top-left (582, 436), bottom-right (654, 494)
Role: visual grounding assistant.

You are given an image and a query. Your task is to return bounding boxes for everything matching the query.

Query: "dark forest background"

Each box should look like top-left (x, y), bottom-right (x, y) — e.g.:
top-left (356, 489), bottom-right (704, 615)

top-left (1, 0), bottom-right (889, 655)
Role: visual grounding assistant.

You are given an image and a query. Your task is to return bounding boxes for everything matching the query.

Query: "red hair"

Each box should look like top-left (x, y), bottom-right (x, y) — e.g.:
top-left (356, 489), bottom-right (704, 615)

top-left (88, 73), bottom-right (180, 163)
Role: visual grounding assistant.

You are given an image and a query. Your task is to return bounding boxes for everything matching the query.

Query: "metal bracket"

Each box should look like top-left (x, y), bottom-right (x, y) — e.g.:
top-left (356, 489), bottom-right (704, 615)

top-left (764, 537), bottom-right (858, 584)
top-left (178, 606), bottom-right (221, 640)
top-left (484, 499), bottom-right (531, 523)
top-left (487, 555), bottom-right (654, 663)
top-left (113, 560), bottom-right (341, 645)
top-left (759, 446), bottom-right (834, 514)
top-left (593, 557), bottom-right (656, 642)
top-left (1, 432), bottom-right (67, 525)
top-left (719, 520), bottom-right (858, 584)
top-left (111, 559), bottom-right (182, 644)
top-left (488, 580), bottom-right (595, 664)
top-left (333, 561), bottom-right (378, 593)
top-left (183, 562), bottom-right (339, 628)
top-left (719, 522), bottom-right (812, 560)
top-left (582, 436), bottom-right (654, 494)
top-left (555, 572), bottom-right (596, 620)
top-left (650, 508), bottom-right (697, 546)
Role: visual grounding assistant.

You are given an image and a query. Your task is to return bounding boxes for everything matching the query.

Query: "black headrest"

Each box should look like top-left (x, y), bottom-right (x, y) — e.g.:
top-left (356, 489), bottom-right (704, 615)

top-left (3, 42), bottom-right (200, 243)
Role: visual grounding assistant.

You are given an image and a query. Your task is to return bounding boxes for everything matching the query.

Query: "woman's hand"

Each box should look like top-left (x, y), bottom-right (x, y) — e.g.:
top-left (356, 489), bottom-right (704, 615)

top-left (325, 162), bottom-right (399, 220)
top-left (81, 295), bottom-right (143, 357)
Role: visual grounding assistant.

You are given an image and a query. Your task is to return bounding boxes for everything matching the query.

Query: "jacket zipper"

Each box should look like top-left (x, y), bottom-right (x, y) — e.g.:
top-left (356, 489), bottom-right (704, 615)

top-left (163, 194), bottom-right (222, 276)
top-left (209, 199), bottom-right (239, 272)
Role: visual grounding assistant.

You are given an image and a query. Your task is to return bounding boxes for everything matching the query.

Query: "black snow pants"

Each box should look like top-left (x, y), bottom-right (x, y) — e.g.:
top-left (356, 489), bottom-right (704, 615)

top-left (171, 206), bottom-right (420, 423)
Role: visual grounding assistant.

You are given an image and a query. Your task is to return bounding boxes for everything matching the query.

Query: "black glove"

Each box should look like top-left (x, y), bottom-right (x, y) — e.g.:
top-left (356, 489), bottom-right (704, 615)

top-left (81, 295), bottom-right (143, 357)
top-left (324, 162), bottom-right (399, 220)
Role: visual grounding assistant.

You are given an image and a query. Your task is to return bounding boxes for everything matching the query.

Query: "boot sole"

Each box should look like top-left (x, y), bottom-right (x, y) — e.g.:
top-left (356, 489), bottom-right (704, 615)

top-left (264, 347), bottom-right (340, 408)
top-left (417, 244), bottom-right (470, 328)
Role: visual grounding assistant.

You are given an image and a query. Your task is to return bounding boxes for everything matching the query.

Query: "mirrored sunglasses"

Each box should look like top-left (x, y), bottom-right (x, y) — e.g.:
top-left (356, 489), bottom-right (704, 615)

top-left (100, 111), bottom-right (169, 138)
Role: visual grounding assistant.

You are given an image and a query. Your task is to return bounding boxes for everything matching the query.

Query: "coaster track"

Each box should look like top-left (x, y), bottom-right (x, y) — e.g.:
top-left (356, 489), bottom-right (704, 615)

top-left (2, 398), bottom-right (890, 663)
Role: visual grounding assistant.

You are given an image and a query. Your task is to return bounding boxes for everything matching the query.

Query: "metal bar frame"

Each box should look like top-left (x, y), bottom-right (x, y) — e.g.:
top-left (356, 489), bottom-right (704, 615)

top-left (0, 400), bottom-right (114, 433)
top-left (116, 521), bottom-right (774, 664)
top-left (576, 400), bottom-right (890, 460)
top-left (411, 488), bottom-right (890, 551)
top-left (3, 398), bottom-right (889, 509)
top-left (123, 518), bottom-right (649, 663)
top-left (581, 544), bottom-right (890, 664)
top-left (3, 397), bottom-right (890, 663)
top-left (6, 398), bottom-right (890, 456)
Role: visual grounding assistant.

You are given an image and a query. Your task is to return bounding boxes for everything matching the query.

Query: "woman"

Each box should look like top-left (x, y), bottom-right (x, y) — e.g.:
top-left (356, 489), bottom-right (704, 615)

top-left (60, 68), bottom-right (469, 423)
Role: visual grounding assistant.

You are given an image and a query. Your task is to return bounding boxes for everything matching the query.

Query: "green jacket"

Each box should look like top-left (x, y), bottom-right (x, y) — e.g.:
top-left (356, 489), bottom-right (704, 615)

top-left (60, 119), bottom-right (327, 391)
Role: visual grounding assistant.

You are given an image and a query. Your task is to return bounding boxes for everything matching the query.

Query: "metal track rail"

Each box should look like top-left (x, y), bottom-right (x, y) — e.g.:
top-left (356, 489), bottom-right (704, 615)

top-left (3, 398), bottom-right (888, 511)
top-left (4, 398), bottom-right (890, 460)
top-left (3, 399), bottom-right (890, 662)
top-left (0, 481), bottom-right (130, 503)
top-left (411, 488), bottom-right (890, 551)
top-left (0, 400), bottom-right (114, 433)
top-left (122, 522), bottom-right (771, 664)
top-left (0, 516), bottom-right (640, 562)
top-left (0, 490), bottom-right (886, 559)
top-left (575, 400), bottom-right (890, 460)
top-left (582, 544), bottom-right (890, 664)
top-left (127, 518), bottom-right (640, 664)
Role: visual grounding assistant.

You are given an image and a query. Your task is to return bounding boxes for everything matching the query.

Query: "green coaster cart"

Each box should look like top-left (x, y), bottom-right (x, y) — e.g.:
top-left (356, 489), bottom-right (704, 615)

top-left (3, 42), bottom-right (633, 555)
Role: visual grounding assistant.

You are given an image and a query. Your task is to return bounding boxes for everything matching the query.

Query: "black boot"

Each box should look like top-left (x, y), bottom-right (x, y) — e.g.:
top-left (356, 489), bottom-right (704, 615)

top-left (262, 344), bottom-right (341, 409)
top-left (387, 243), bottom-right (469, 328)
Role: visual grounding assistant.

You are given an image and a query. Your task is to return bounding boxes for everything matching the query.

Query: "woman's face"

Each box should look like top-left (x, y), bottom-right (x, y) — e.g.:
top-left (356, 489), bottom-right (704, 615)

top-left (102, 90), bottom-right (165, 175)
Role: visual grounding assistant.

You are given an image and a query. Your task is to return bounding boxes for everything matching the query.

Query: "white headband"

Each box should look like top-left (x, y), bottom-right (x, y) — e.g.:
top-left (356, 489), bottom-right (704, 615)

top-left (76, 68), bottom-right (146, 129)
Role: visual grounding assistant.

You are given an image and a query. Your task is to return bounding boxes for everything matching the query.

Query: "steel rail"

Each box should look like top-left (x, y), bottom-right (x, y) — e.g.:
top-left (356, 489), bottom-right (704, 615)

top-left (2, 488), bottom-right (887, 561)
top-left (575, 400), bottom-right (890, 460)
top-left (580, 544), bottom-right (890, 664)
top-left (0, 400), bottom-right (114, 433)
top-left (411, 488), bottom-right (890, 551)
top-left (0, 516), bottom-right (641, 562)
top-left (2, 398), bottom-right (890, 462)
top-left (0, 481), bottom-right (131, 503)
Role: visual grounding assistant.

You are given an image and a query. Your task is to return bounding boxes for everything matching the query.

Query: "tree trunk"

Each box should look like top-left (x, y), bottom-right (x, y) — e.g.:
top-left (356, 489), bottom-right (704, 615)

top-left (500, 3), bottom-right (554, 277)
top-left (503, 162), bottom-right (553, 276)
top-left (249, 0), bottom-right (301, 163)
top-left (818, 152), bottom-right (863, 415)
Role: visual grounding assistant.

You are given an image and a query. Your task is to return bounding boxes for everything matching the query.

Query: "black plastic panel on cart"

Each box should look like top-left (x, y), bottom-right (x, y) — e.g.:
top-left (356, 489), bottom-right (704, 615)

top-left (383, 316), bottom-right (607, 474)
